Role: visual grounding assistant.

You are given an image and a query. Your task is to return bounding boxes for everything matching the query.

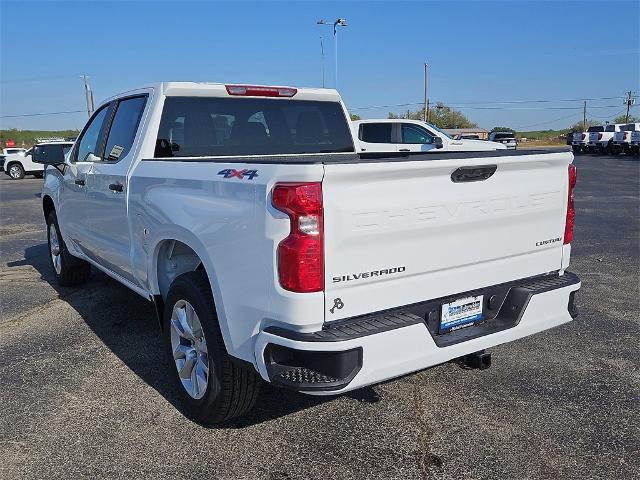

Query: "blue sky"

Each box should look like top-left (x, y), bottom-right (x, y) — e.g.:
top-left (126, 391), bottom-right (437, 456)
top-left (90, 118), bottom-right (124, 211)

top-left (1, 0), bottom-right (638, 131)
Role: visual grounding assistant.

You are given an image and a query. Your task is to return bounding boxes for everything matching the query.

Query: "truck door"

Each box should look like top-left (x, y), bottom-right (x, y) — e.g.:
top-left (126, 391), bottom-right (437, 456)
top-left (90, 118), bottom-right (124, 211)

top-left (83, 95), bottom-right (148, 285)
top-left (356, 122), bottom-right (397, 152)
top-left (398, 123), bottom-right (440, 152)
top-left (58, 105), bottom-right (111, 249)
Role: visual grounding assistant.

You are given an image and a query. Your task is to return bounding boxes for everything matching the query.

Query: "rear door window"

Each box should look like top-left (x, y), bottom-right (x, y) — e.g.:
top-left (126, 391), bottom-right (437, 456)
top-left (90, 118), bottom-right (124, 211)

top-left (605, 125), bottom-right (616, 132)
top-left (587, 126), bottom-right (604, 132)
top-left (103, 96), bottom-right (147, 161)
top-left (155, 97), bottom-right (354, 157)
top-left (359, 123), bottom-right (393, 143)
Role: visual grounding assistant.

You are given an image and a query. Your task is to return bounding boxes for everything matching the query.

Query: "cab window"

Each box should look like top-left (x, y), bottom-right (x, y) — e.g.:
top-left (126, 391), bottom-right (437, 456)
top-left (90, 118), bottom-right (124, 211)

top-left (74, 105), bottom-right (110, 162)
top-left (103, 96), bottom-right (147, 161)
top-left (359, 123), bottom-right (392, 143)
top-left (401, 124), bottom-right (434, 144)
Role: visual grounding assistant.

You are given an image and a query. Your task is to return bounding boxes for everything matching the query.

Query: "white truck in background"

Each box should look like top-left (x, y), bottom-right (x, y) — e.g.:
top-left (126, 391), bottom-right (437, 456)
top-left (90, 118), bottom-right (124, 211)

top-left (571, 126), bottom-right (603, 153)
top-left (35, 82), bottom-right (581, 424)
top-left (3, 142), bottom-right (73, 179)
top-left (588, 123), bottom-right (625, 153)
top-left (610, 123), bottom-right (640, 155)
top-left (631, 130), bottom-right (640, 154)
top-left (352, 119), bottom-right (506, 153)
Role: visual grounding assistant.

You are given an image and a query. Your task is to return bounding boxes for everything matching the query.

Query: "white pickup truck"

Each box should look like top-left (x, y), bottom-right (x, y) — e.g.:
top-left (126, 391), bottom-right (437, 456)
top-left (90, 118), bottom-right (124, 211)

top-left (631, 130), bottom-right (640, 154)
top-left (3, 142), bottom-right (73, 179)
top-left (35, 82), bottom-right (581, 425)
top-left (610, 122), bottom-right (640, 154)
top-left (588, 123), bottom-right (625, 153)
top-left (353, 119), bottom-right (506, 153)
top-left (571, 126), bottom-right (603, 153)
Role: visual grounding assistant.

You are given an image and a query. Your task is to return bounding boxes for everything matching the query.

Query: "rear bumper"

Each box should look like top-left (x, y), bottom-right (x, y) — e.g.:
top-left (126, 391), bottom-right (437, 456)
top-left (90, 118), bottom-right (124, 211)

top-left (255, 272), bottom-right (580, 394)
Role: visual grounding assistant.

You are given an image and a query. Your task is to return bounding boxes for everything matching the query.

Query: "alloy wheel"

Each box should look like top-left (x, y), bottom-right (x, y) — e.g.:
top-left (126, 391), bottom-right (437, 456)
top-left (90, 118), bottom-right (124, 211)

top-left (170, 299), bottom-right (210, 399)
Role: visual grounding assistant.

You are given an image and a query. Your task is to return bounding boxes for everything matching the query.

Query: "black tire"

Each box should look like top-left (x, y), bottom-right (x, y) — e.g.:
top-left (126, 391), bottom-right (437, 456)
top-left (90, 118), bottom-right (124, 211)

top-left (571, 145), bottom-right (581, 154)
top-left (46, 211), bottom-right (91, 286)
top-left (7, 163), bottom-right (24, 180)
top-left (163, 271), bottom-right (260, 425)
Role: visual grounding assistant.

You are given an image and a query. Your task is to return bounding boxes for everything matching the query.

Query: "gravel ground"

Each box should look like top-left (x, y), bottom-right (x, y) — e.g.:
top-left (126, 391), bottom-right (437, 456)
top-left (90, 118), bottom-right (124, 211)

top-left (1, 153), bottom-right (638, 480)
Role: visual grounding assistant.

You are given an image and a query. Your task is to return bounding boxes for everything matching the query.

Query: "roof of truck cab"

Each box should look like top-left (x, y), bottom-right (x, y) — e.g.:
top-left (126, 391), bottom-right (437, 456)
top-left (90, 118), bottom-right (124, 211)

top-left (100, 82), bottom-right (343, 105)
top-left (160, 82), bottom-right (343, 102)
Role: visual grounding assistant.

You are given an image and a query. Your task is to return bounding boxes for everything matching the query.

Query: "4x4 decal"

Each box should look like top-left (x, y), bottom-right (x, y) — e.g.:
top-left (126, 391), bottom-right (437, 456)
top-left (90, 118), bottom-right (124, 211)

top-left (218, 169), bottom-right (259, 180)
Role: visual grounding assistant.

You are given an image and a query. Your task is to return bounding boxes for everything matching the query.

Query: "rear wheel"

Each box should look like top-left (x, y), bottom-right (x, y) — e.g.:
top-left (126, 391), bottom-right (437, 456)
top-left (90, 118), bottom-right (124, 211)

top-left (8, 163), bottom-right (24, 180)
top-left (46, 211), bottom-right (91, 286)
top-left (571, 145), bottom-right (581, 153)
top-left (163, 271), bottom-right (261, 425)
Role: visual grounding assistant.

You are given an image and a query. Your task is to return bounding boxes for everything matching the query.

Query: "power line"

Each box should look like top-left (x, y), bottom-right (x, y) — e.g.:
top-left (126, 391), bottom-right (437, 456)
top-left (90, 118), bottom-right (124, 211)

top-left (0, 109), bottom-right (85, 119)
top-left (350, 95), bottom-right (635, 111)
top-left (514, 113), bottom-right (581, 130)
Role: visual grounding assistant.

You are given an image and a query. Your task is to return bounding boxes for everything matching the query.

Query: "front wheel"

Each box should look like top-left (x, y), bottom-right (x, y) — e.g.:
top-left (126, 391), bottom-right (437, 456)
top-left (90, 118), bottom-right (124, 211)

top-left (8, 163), bottom-right (24, 179)
top-left (47, 211), bottom-right (91, 286)
top-left (163, 271), bottom-right (261, 425)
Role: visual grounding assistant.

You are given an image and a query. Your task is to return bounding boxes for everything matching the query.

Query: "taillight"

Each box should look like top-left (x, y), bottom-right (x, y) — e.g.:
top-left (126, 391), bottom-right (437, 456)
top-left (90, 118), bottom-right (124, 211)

top-left (564, 164), bottom-right (577, 244)
top-left (226, 84), bottom-right (297, 97)
top-left (581, 133), bottom-right (586, 140)
top-left (624, 132), bottom-right (629, 140)
top-left (598, 133), bottom-right (603, 140)
top-left (272, 182), bottom-right (323, 292)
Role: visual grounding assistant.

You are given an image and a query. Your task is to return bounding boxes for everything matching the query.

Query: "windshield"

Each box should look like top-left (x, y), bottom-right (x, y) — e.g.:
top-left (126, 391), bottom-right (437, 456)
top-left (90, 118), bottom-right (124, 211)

top-left (424, 123), bottom-right (452, 139)
top-left (155, 97), bottom-right (354, 157)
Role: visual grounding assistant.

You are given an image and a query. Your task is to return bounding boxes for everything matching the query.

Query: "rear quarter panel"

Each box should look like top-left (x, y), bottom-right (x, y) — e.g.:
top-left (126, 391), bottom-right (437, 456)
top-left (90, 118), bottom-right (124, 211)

top-left (129, 159), bottom-right (325, 362)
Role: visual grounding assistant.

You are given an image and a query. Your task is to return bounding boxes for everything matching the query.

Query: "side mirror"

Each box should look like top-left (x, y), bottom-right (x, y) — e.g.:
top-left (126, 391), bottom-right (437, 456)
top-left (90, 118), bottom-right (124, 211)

top-left (32, 145), bottom-right (65, 165)
top-left (434, 137), bottom-right (444, 149)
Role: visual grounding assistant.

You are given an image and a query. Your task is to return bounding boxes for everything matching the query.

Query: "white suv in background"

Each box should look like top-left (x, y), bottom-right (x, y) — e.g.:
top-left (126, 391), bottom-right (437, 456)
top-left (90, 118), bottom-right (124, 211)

top-left (488, 131), bottom-right (517, 150)
top-left (3, 141), bottom-right (73, 180)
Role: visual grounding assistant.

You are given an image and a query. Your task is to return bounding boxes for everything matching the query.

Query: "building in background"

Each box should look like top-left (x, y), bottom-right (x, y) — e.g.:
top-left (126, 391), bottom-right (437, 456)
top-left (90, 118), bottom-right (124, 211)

top-left (444, 128), bottom-right (489, 140)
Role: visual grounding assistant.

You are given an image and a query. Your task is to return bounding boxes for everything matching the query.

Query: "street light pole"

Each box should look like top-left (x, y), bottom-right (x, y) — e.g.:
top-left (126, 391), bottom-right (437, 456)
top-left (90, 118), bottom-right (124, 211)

top-left (80, 75), bottom-right (94, 117)
top-left (423, 63), bottom-right (428, 122)
top-left (317, 18), bottom-right (347, 89)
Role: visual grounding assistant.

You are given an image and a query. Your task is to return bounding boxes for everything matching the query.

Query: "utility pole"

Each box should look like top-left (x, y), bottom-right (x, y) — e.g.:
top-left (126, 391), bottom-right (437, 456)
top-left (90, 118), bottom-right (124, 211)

top-left (583, 100), bottom-right (587, 131)
top-left (423, 63), bottom-right (428, 122)
top-left (80, 75), bottom-right (94, 117)
top-left (624, 90), bottom-right (634, 122)
top-left (317, 18), bottom-right (347, 89)
top-left (320, 37), bottom-right (325, 88)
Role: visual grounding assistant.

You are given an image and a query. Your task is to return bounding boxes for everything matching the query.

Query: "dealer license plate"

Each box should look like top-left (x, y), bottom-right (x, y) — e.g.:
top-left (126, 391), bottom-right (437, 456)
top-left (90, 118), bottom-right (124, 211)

top-left (440, 295), bottom-right (483, 333)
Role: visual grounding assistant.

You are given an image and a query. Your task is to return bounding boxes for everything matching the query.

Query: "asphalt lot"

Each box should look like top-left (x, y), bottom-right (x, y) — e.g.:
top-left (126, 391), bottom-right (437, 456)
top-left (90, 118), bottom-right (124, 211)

top-left (1, 153), bottom-right (638, 480)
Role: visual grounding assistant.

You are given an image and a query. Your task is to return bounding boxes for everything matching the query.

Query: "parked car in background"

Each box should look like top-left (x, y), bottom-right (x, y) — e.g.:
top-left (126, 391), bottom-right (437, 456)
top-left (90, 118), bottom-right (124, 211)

top-left (3, 141), bottom-right (73, 179)
top-left (353, 119), bottom-right (506, 153)
top-left (572, 126), bottom-right (603, 153)
top-left (588, 123), bottom-right (625, 154)
top-left (2, 147), bottom-right (26, 156)
top-left (0, 147), bottom-right (27, 171)
top-left (488, 131), bottom-right (517, 150)
top-left (610, 123), bottom-right (640, 155)
top-left (630, 130), bottom-right (640, 155)
top-left (35, 81), bottom-right (580, 424)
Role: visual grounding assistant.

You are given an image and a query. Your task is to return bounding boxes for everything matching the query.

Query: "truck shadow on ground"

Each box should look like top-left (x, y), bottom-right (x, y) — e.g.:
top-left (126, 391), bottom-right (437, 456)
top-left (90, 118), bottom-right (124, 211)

top-left (9, 243), bottom-right (380, 428)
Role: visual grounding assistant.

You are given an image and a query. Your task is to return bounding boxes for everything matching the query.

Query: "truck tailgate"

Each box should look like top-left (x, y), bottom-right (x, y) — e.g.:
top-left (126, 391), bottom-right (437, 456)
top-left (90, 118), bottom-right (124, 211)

top-left (322, 151), bottom-right (572, 321)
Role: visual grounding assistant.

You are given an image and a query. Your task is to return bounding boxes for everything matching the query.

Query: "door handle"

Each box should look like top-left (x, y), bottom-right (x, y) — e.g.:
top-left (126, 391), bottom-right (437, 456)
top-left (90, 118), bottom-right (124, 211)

top-left (75, 179), bottom-right (85, 186)
top-left (399, 148), bottom-right (410, 152)
top-left (108, 183), bottom-right (124, 192)
top-left (451, 165), bottom-right (497, 183)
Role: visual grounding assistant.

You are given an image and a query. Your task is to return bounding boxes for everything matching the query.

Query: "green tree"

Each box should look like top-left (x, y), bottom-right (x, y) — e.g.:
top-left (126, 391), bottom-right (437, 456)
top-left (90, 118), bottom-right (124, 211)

top-left (349, 113), bottom-right (361, 121)
top-left (387, 103), bottom-right (477, 129)
top-left (491, 126), bottom-right (515, 133)
top-left (613, 114), bottom-right (639, 124)
top-left (567, 120), bottom-right (600, 133)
